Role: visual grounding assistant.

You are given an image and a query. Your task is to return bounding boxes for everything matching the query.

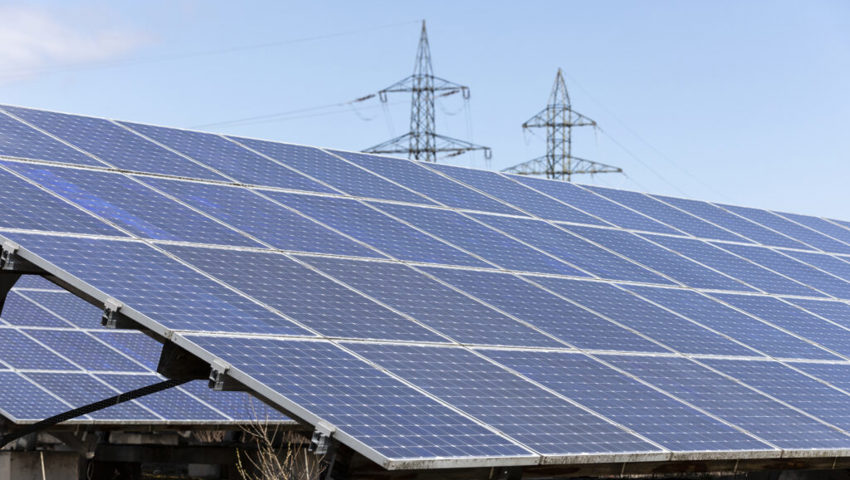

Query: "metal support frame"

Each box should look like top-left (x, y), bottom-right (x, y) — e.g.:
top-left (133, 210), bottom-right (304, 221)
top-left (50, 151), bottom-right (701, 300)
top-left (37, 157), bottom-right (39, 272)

top-left (363, 21), bottom-right (491, 162)
top-left (208, 359), bottom-right (246, 391)
top-left (101, 298), bottom-right (138, 329)
top-left (309, 420), bottom-right (336, 456)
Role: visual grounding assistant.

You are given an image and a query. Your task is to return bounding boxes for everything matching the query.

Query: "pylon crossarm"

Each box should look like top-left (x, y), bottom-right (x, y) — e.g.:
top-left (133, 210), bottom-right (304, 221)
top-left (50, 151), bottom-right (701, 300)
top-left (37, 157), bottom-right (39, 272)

top-left (363, 133), bottom-right (415, 154)
top-left (378, 75), bottom-right (469, 97)
top-left (500, 156), bottom-right (548, 175)
top-left (568, 155), bottom-right (623, 174)
top-left (522, 108), bottom-right (597, 129)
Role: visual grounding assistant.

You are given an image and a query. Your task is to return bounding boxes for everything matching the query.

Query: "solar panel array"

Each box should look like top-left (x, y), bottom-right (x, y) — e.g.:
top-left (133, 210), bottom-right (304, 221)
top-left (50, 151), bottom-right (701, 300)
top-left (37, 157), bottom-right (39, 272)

top-left (3, 105), bottom-right (850, 469)
top-left (0, 275), bottom-right (288, 425)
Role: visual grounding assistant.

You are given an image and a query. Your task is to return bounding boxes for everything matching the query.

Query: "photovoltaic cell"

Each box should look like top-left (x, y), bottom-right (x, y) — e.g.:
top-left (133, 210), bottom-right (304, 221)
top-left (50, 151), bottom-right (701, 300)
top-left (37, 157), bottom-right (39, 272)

top-left (604, 355), bottom-right (850, 449)
top-left (420, 267), bottom-right (666, 353)
top-left (0, 328), bottom-right (77, 370)
top-left (0, 371), bottom-right (73, 421)
top-left (7, 163), bottom-right (260, 246)
top-left (334, 150), bottom-right (523, 215)
top-left (16, 290), bottom-right (104, 328)
top-left (349, 343), bottom-right (659, 455)
top-left (231, 138), bottom-right (431, 204)
top-left (91, 331), bottom-right (162, 370)
top-left (510, 175), bottom-right (677, 234)
top-left (646, 234), bottom-right (823, 297)
top-left (485, 349), bottom-right (772, 452)
top-left (0, 291), bottom-right (70, 328)
top-left (2, 234), bottom-right (310, 336)
top-left (721, 204), bottom-right (850, 254)
top-left (25, 329), bottom-right (147, 372)
top-left (714, 243), bottom-right (850, 299)
top-left (4, 106), bottom-right (226, 180)
top-left (186, 336), bottom-right (534, 460)
top-left (787, 299), bottom-right (850, 331)
top-left (0, 166), bottom-right (122, 236)
top-left (782, 250), bottom-right (850, 284)
top-left (426, 164), bottom-right (607, 225)
top-left (121, 122), bottom-right (335, 193)
top-left (651, 195), bottom-right (810, 250)
top-left (586, 186), bottom-right (750, 242)
top-left (531, 277), bottom-right (754, 356)
top-left (792, 363), bottom-right (850, 397)
top-left (99, 373), bottom-right (226, 421)
top-left (373, 203), bottom-right (585, 276)
top-left (145, 177), bottom-right (381, 257)
top-left (25, 372), bottom-right (158, 421)
top-left (623, 286), bottom-right (835, 360)
top-left (567, 225), bottom-right (750, 291)
top-left (777, 212), bottom-right (850, 247)
top-left (299, 256), bottom-right (562, 347)
top-left (0, 110), bottom-right (105, 166)
top-left (266, 192), bottom-right (485, 267)
top-left (165, 245), bottom-right (442, 342)
top-left (471, 214), bottom-right (672, 284)
top-left (702, 359), bottom-right (850, 431)
top-left (709, 293), bottom-right (850, 359)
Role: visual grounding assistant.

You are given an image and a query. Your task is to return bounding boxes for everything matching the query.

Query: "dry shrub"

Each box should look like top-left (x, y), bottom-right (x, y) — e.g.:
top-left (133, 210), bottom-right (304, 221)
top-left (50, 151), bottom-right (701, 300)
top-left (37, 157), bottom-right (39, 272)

top-left (192, 430), bottom-right (227, 443)
top-left (237, 421), bottom-right (325, 480)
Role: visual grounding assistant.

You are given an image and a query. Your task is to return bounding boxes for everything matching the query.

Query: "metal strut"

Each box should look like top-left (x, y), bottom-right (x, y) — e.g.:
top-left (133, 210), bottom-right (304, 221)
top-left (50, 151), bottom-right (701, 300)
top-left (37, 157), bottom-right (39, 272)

top-left (0, 377), bottom-right (190, 448)
top-left (0, 240), bottom-right (46, 314)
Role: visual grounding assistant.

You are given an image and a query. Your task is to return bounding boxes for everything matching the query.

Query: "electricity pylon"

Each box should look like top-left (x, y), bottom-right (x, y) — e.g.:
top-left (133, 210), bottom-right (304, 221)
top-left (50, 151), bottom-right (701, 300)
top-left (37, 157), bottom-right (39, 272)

top-left (503, 68), bottom-right (621, 181)
top-left (363, 21), bottom-right (491, 162)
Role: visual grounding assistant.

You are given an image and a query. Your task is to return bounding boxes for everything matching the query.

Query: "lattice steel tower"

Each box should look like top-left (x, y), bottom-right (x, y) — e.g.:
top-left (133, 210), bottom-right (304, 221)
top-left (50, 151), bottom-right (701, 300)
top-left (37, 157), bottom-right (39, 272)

top-left (364, 21), bottom-right (491, 162)
top-left (503, 69), bottom-right (621, 181)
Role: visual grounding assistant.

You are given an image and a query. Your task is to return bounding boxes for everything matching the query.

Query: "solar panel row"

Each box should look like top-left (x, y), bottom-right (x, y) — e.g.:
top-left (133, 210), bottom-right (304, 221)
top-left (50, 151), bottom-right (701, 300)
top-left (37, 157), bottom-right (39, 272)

top-left (4, 105), bottom-right (850, 469)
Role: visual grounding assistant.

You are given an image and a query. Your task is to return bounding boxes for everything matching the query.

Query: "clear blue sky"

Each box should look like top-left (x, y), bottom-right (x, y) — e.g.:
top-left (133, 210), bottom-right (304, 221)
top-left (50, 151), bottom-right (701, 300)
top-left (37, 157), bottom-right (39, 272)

top-left (1, 1), bottom-right (848, 218)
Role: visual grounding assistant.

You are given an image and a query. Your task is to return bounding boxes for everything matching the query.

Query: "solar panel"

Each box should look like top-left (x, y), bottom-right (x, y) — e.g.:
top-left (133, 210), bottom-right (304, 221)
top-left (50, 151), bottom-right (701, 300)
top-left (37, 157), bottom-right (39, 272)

top-left (6, 105), bottom-right (850, 470)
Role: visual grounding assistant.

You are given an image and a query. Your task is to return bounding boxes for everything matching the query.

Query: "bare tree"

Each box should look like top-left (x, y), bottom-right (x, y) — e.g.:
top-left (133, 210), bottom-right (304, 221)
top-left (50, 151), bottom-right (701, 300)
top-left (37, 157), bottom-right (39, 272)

top-left (237, 421), bottom-right (325, 480)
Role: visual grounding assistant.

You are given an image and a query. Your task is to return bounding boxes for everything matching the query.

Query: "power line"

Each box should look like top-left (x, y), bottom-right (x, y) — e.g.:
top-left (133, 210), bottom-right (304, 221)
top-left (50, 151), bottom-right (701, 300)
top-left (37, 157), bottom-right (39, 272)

top-left (0, 19), bottom-right (420, 81)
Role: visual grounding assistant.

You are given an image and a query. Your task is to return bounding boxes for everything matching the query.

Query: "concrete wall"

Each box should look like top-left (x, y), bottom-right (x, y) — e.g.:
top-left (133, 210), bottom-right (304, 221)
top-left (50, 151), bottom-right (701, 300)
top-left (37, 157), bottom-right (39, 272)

top-left (0, 451), bottom-right (78, 480)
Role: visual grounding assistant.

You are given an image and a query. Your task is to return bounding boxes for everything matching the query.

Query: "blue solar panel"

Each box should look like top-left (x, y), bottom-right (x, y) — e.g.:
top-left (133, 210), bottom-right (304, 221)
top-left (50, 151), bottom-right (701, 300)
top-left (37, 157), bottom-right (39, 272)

top-left (623, 286), bottom-right (837, 360)
top-left (792, 363), bottom-right (850, 396)
top-left (16, 290), bottom-right (104, 328)
top-left (0, 328), bottom-right (76, 369)
top-left (2, 234), bottom-right (311, 335)
top-left (179, 380), bottom-right (287, 422)
top-left (230, 138), bottom-right (432, 204)
top-left (485, 349), bottom-right (771, 452)
top-left (721, 204), bottom-right (850, 255)
top-left (10, 275), bottom-right (60, 290)
top-left (420, 267), bottom-right (666, 353)
top-left (186, 336), bottom-right (534, 461)
top-left (715, 243), bottom-right (850, 299)
top-left (121, 122), bottom-right (335, 193)
top-left (25, 372), bottom-right (158, 421)
top-left (777, 212), bottom-right (850, 248)
top-left (586, 186), bottom-right (750, 243)
top-left (266, 192), bottom-right (485, 266)
top-left (25, 329), bottom-right (147, 372)
top-left (787, 298), bottom-right (850, 331)
top-left (566, 226), bottom-right (750, 291)
top-left (426, 164), bottom-right (607, 225)
top-left (701, 359), bottom-right (850, 432)
top-left (0, 291), bottom-right (70, 328)
top-left (0, 371), bottom-right (73, 421)
top-left (782, 250), bottom-right (850, 284)
top-left (90, 331), bottom-right (161, 370)
top-left (651, 195), bottom-right (811, 250)
top-left (372, 203), bottom-right (586, 276)
top-left (531, 277), bottom-right (755, 356)
top-left (510, 176), bottom-right (677, 234)
top-left (0, 165), bottom-right (122, 236)
top-left (646, 234), bottom-right (823, 297)
top-left (6, 162), bottom-right (261, 247)
top-left (100, 373), bottom-right (227, 421)
top-left (334, 151), bottom-right (523, 215)
top-left (471, 214), bottom-right (673, 284)
top-left (0, 110), bottom-right (105, 166)
top-left (709, 293), bottom-right (850, 358)
top-left (144, 177), bottom-right (381, 257)
top-left (165, 245), bottom-right (442, 342)
top-left (349, 343), bottom-right (659, 455)
top-left (604, 355), bottom-right (850, 449)
top-left (299, 256), bottom-right (562, 347)
top-left (4, 106), bottom-right (227, 180)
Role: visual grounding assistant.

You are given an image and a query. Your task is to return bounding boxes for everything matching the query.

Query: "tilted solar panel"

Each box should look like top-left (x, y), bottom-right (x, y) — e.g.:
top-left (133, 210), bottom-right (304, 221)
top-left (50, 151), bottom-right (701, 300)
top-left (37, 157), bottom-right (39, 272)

top-left (3, 104), bottom-right (850, 471)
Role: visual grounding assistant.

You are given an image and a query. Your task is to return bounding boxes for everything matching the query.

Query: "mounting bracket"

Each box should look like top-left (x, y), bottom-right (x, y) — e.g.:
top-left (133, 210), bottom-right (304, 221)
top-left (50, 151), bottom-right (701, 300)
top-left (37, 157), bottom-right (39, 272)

top-left (309, 420), bottom-right (336, 455)
top-left (157, 341), bottom-right (209, 381)
top-left (0, 241), bottom-right (46, 314)
top-left (208, 359), bottom-right (245, 391)
top-left (101, 298), bottom-right (136, 329)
